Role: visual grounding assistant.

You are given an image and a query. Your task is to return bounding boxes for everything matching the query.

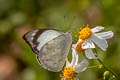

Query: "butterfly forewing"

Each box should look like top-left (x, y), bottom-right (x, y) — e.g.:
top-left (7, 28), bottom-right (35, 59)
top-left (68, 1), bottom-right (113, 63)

top-left (23, 29), bottom-right (63, 54)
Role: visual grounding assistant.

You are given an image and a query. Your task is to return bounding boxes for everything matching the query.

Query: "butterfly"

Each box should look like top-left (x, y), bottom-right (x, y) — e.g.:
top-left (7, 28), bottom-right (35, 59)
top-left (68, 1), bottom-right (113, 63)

top-left (23, 29), bottom-right (72, 72)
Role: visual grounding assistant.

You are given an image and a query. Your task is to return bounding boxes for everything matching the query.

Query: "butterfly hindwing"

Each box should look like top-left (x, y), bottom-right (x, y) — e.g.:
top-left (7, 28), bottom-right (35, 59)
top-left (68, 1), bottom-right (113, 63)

top-left (37, 31), bottom-right (72, 72)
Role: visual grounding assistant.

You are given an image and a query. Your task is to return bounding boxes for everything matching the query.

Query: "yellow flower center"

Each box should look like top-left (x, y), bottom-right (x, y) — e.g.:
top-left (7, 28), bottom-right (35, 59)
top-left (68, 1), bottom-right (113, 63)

top-left (78, 24), bottom-right (92, 40)
top-left (76, 40), bottom-right (85, 53)
top-left (60, 66), bottom-right (75, 80)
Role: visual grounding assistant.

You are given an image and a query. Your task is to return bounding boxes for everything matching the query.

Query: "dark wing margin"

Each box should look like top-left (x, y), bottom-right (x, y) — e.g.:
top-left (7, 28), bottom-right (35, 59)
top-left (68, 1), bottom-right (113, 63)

top-left (23, 29), bottom-right (47, 54)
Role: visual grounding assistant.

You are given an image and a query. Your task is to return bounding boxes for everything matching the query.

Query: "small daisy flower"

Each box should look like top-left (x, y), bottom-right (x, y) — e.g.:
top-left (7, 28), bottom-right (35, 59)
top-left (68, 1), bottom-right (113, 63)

top-left (78, 24), bottom-right (113, 51)
top-left (74, 24), bottom-right (113, 59)
top-left (60, 48), bottom-right (89, 80)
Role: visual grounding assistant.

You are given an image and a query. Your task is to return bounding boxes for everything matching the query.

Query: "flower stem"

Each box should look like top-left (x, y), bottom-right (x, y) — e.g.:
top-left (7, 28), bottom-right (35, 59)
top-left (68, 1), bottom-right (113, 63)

top-left (97, 58), bottom-right (120, 80)
top-left (94, 49), bottom-right (120, 80)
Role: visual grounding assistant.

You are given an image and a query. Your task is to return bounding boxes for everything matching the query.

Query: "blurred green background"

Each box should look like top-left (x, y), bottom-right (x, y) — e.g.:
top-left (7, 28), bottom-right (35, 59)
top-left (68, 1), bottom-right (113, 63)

top-left (0, 0), bottom-right (120, 80)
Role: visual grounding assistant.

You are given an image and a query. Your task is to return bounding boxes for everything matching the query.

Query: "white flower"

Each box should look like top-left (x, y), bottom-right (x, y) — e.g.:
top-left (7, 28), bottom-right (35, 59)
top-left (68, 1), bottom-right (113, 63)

top-left (75, 25), bottom-right (113, 59)
top-left (82, 26), bottom-right (113, 51)
top-left (60, 48), bottom-right (89, 80)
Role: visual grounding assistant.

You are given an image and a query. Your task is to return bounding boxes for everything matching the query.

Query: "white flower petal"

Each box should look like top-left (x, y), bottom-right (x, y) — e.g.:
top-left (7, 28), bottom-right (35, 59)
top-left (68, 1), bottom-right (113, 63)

top-left (74, 77), bottom-right (79, 80)
top-left (91, 26), bottom-right (104, 33)
top-left (85, 49), bottom-right (98, 59)
top-left (74, 59), bottom-right (89, 73)
top-left (66, 58), bottom-right (71, 67)
top-left (82, 39), bottom-right (95, 49)
top-left (73, 50), bottom-right (79, 68)
top-left (95, 31), bottom-right (113, 39)
top-left (70, 48), bottom-right (78, 67)
top-left (91, 34), bottom-right (108, 51)
top-left (70, 48), bottom-right (76, 67)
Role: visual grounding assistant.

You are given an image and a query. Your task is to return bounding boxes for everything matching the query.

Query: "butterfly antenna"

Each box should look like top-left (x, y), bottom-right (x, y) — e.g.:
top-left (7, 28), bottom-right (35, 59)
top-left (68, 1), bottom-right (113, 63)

top-left (68, 16), bottom-right (76, 29)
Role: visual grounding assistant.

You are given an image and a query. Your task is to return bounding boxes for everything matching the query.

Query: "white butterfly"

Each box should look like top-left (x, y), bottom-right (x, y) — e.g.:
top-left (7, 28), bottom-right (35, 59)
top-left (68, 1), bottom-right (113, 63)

top-left (23, 29), bottom-right (72, 72)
